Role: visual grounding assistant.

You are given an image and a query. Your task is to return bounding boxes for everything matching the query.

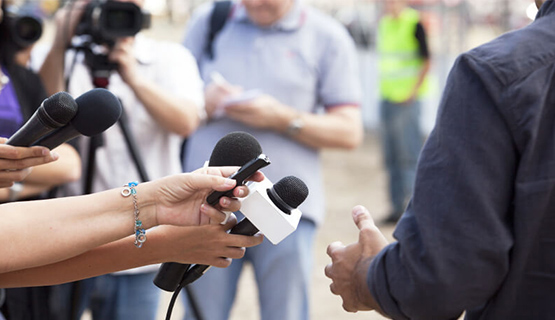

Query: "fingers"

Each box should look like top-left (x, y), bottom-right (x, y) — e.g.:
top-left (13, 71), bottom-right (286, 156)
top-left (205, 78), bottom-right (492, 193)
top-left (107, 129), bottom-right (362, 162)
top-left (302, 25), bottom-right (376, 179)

top-left (352, 205), bottom-right (375, 231)
top-left (0, 145), bottom-right (58, 173)
top-left (186, 173), bottom-right (237, 192)
top-left (0, 168), bottom-right (32, 185)
top-left (326, 241), bottom-right (344, 258)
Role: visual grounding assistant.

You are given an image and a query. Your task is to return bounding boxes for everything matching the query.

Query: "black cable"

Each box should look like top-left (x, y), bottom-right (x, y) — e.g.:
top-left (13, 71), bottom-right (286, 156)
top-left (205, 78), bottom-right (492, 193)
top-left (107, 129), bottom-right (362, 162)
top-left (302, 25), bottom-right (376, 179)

top-left (165, 284), bottom-right (182, 320)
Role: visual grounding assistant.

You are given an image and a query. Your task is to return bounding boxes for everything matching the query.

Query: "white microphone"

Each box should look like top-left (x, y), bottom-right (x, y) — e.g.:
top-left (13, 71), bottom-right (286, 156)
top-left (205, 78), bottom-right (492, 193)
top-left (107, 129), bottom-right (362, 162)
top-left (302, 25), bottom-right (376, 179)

top-left (179, 175), bottom-right (309, 286)
top-left (238, 176), bottom-right (304, 244)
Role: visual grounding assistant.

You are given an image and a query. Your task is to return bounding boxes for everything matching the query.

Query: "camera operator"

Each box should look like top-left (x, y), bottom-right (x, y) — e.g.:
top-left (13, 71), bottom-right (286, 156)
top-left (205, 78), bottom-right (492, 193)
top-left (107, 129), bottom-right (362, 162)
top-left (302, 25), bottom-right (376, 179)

top-left (39, 1), bottom-right (205, 319)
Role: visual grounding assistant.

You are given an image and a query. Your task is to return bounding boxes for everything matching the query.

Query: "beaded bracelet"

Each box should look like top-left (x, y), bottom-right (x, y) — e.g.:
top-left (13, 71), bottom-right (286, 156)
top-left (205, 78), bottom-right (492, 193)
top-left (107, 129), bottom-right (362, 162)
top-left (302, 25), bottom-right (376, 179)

top-left (121, 181), bottom-right (146, 248)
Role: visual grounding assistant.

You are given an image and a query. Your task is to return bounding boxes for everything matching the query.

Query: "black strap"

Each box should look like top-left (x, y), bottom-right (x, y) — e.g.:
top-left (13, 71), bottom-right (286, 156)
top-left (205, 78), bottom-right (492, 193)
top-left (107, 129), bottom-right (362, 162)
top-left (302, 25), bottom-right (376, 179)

top-left (204, 0), bottom-right (233, 60)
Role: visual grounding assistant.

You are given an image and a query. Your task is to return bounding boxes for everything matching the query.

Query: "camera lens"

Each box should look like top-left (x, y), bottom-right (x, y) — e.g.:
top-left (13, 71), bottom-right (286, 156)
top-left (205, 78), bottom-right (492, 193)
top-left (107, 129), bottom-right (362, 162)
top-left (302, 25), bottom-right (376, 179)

top-left (14, 16), bottom-right (42, 44)
top-left (106, 10), bottom-right (135, 31)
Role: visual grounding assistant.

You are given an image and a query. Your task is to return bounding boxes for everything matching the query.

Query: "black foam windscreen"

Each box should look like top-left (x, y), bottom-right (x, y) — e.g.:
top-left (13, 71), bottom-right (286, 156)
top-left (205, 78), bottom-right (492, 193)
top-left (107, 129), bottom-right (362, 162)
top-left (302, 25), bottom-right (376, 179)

top-left (273, 176), bottom-right (309, 209)
top-left (73, 88), bottom-right (122, 136)
top-left (208, 131), bottom-right (262, 166)
top-left (42, 91), bottom-right (78, 127)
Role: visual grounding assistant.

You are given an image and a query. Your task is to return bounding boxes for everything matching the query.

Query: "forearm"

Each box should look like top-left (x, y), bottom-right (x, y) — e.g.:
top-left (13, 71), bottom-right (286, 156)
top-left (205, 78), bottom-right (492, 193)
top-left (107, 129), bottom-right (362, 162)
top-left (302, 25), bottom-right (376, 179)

top-left (0, 222), bottom-right (260, 287)
top-left (39, 46), bottom-right (67, 96)
top-left (18, 144), bottom-right (81, 186)
top-left (0, 185), bottom-right (157, 273)
top-left (0, 234), bottom-right (161, 287)
top-left (273, 105), bottom-right (363, 150)
top-left (128, 78), bottom-right (200, 137)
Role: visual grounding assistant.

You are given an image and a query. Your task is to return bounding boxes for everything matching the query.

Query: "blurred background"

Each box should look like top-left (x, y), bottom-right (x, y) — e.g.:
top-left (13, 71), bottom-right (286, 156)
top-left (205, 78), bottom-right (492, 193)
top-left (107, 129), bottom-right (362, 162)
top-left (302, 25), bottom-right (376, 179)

top-left (26, 0), bottom-right (541, 134)
top-left (7, 0), bottom-right (542, 319)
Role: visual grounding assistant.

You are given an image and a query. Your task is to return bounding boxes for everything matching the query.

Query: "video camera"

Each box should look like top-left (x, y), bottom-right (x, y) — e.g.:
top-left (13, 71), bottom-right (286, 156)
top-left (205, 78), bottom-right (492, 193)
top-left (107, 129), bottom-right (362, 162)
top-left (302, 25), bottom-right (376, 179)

top-left (0, 4), bottom-right (43, 50)
top-left (72, 0), bottom-right (151, 75)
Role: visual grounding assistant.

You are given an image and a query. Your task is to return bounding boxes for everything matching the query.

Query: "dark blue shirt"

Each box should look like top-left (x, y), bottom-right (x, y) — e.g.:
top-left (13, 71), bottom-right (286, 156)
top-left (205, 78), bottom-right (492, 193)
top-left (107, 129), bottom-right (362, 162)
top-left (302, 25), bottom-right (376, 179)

top-left (368, 1), bottom-right (555, 319)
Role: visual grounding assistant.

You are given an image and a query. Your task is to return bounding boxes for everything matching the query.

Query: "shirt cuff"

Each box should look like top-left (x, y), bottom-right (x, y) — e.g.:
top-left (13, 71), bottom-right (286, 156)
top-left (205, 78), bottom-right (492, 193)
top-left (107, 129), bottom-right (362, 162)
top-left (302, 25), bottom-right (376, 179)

top-left (368, 243), bottom-right (409, 320)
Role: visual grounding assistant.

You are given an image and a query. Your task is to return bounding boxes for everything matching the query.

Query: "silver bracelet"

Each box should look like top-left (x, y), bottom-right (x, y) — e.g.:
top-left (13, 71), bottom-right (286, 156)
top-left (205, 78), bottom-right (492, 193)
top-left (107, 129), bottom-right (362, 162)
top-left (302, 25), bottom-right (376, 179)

top-left (121, 182), bottom-right (146, 248)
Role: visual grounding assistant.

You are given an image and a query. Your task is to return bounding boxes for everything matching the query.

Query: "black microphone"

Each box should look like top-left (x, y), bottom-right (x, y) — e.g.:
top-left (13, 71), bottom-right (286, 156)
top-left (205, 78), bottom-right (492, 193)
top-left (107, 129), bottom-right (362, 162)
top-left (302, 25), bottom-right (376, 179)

top-left (6, 91), bottom-right (78, 146)
top-left (32, 88), bottom-right (122, 149)
top-left (179, 175), bottom-right (309, 286)
top-left (153, 131), bottom-right (270, 292)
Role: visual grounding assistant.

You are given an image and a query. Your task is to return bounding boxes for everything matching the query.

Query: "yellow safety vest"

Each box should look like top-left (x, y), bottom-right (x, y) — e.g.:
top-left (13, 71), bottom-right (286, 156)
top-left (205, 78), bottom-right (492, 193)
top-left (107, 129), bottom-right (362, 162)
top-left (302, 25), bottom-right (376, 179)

top-left (377, 8), bottom-right (428, 102)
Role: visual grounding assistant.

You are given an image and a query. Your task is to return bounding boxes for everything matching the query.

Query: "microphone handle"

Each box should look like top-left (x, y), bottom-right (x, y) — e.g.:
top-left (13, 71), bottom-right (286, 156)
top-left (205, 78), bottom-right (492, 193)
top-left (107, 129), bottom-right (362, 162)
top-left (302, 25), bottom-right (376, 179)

top-left (179, 218), bottom-right (259, 287)
top-left (153, 262), bottom-right (191, 292)
top-left (6, 113), bottom-right (56, 147)
top-left (32, 125), bottom-right (79, 150)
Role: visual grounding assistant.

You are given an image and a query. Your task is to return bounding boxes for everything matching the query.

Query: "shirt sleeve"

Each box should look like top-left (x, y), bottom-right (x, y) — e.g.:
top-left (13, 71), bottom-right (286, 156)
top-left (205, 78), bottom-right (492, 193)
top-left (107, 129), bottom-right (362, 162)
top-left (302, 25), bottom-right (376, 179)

top-left (317, 23), bottom-right (362, 109)
top-left (183, 3), bottom-right (213, 65)
top-left (368, 54), bottom-right (516, 320)
top-left (415, 22), bottom-right (430, 59)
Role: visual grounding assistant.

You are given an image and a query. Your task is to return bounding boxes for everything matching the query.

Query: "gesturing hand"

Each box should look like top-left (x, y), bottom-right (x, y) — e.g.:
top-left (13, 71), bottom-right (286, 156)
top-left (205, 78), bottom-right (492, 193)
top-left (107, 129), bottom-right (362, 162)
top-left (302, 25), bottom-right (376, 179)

top-left (325, 205), bottom-right (389, 313)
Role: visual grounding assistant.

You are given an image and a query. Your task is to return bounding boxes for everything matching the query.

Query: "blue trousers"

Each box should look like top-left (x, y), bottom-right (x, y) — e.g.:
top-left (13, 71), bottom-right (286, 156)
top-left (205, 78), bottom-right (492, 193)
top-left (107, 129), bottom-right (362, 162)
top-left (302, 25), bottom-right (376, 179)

top-left (181, 217), bottom-right (316, 320)
top-left (50, 272), bottom-right (160, 320)
top-left (379, 99), bottom-right (423, 214)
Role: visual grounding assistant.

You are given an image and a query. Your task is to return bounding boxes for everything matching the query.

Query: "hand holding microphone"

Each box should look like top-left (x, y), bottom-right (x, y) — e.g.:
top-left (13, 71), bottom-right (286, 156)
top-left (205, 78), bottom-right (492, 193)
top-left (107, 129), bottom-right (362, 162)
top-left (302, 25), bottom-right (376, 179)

top-left (180, 175), bottom-right (309, 287)
top-left (154, 131), bottom-right (269, 292)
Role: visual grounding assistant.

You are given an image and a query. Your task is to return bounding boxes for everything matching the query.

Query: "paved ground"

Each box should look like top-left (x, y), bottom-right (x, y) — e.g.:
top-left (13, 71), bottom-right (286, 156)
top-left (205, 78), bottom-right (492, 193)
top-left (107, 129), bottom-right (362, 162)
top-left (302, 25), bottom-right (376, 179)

top-left (155, 132), bottom-right (397, 320)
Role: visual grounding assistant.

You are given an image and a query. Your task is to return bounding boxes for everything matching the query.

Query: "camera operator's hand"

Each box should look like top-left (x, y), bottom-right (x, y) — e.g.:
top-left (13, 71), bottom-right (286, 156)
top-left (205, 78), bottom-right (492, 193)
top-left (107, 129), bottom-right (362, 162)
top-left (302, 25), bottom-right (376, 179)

top-left (52, 0), bottom-right (90, 49)
top-left (108, 37), bottom-right (139, 86)
top-left (40, 0), bottom-right (91, 96)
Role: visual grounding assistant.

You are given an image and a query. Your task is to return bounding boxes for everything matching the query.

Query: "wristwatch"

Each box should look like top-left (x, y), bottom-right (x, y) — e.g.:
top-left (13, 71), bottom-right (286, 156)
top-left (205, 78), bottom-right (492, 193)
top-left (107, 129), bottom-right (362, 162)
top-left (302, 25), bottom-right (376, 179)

top-left (8, 182), bottom-right (23, 202)
top-left (286, 117), bottom-right (304, 137)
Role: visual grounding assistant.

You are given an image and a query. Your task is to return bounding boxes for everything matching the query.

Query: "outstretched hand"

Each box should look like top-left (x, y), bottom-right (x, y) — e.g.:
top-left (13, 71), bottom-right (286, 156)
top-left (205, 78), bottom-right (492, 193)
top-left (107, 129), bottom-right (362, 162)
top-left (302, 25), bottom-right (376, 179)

top-left (148, 166), bottom-right (264, 227)
top-left (325, 205), bottom-right (389, 313)
top-left (153, 215), bottom-right (264, 267)
top-left (0, 138), bottom-right (59, 188)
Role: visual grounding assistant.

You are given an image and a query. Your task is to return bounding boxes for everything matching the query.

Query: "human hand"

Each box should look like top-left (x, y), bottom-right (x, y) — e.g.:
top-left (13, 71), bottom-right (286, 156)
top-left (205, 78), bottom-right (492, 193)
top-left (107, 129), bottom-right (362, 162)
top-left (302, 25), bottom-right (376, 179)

top-left (52, 0), bottom-right (90, 49)
top-left (224, 94), bottom-right (288, 130)
top-left (146, 166), bottom-right (264, 227)
top-left (0, 138), bottom-right (59, 188)
top-left (325, 205), bottom-right (389, 313)
top-left (109, 37), bottom-right (139, 85)
top-left (153, 215), bottom-right (264, 267)
top-left (204, 81), bottom-right (242, 119)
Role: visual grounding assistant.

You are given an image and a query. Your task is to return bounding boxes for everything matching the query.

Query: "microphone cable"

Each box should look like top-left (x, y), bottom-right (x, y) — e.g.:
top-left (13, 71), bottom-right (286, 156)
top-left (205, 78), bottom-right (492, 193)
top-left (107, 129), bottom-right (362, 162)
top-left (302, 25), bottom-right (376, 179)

top-left (164, 283), bottom-right (182, 320)
top-left (164, 282), bottom-right (205, 320)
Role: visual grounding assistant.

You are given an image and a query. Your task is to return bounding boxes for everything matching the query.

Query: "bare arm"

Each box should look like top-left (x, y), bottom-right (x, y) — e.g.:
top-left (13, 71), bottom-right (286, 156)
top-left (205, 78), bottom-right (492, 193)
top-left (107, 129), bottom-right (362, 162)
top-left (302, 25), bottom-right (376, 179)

top-left (109, 38), bottom-right (201, 137)
top-left (39, 1), bottom-right (88, 95)
top-left (214, 87), bottom-right (363, 150)
top-left (0, 167), bottom-right (261, 274)
top-left (0, 219), bottom-right (263, 288)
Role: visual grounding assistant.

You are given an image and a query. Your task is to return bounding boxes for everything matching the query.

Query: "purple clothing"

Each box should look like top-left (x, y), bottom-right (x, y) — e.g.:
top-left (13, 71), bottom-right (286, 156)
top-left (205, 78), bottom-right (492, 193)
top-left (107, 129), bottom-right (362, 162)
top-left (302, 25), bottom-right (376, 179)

top-left (0, 66), bottom-right (23, 138)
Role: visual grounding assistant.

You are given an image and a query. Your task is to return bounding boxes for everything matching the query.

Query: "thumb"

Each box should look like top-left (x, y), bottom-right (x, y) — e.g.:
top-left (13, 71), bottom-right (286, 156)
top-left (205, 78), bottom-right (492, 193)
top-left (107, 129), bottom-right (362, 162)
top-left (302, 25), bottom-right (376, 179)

top-left (352, 205), bottom-right (389, 256)
top-left (352, 205), bottom-right (376, 231)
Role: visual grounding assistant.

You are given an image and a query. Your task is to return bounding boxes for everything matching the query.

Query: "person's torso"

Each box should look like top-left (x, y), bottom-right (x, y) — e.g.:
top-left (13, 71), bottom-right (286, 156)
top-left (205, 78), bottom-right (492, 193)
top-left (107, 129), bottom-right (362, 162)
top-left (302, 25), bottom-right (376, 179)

top-left (463, 2), bottom-right (555, 318)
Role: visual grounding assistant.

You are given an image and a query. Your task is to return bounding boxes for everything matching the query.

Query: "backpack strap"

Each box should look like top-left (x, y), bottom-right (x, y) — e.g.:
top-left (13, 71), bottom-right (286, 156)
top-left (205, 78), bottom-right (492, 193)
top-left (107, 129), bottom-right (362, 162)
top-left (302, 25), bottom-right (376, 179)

top-left (205, 0), bottom-right (233, 60)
